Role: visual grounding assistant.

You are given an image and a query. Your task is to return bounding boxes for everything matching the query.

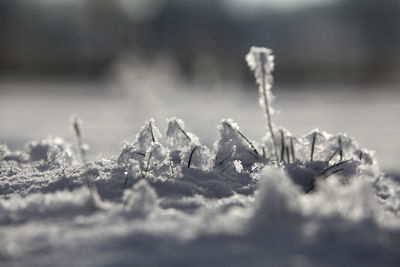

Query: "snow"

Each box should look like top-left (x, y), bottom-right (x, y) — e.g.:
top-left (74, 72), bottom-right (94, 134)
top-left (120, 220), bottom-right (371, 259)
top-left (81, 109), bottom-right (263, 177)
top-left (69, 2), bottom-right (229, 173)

top-left (1, 48), bottom-right (400, 266)
top-left (1, 115), bottom-right (400, 266)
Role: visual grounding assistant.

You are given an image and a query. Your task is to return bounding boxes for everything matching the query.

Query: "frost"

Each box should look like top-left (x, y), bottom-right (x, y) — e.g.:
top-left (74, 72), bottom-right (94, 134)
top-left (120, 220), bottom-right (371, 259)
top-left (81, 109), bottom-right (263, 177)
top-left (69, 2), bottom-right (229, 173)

top-left (1, 120), bottom-right (399, 266)
top-left (118, 119), bottom-right (162, 165)
top-left (233, 160), bottom-right (243, 173)
top-left (181, 145), bottom-right (213, 171)
top-left (118, 119), bottom-right (170, 181)
top-left (27, 137), bottom-right (74, 167)
top-left (214, 119), bottom-right (263, 171)
top-left (245, 46), bottom-right (275, 110)
top-left (166, 117), bottom-right (199, 149)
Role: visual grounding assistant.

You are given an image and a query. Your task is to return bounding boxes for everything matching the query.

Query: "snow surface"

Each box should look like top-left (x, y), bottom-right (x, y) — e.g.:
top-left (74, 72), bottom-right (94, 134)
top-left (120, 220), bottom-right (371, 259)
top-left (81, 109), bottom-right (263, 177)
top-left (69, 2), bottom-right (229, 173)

top-left (1, 47), bottom-right (400, 266)
top-left (1, 117), bottom-right (400, 267)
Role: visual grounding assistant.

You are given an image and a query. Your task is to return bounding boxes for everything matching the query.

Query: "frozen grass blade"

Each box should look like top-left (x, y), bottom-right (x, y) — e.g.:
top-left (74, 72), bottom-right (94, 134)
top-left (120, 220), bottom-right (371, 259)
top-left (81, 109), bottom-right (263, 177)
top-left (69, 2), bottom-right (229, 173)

top-left (310, 132), bottom-right (317, 162)
top-left (135, 152), bottom-right (146, 157)
top-left (320, 159), bottom-right (352, 176)
top-left (188, 146), bottom-right (199, 168)
top-left (280, 130), bottom-right (285, 162)
top-left (290, 137), bottom-right (295, 162)
top-left (326, 148), bottom-right (339, 162)
top-left (176, 122), bottom-right (191, 142)
top-left (149, 121), bottom-right (155, 142)
top-left (326, 136), bottom-right (343, 163)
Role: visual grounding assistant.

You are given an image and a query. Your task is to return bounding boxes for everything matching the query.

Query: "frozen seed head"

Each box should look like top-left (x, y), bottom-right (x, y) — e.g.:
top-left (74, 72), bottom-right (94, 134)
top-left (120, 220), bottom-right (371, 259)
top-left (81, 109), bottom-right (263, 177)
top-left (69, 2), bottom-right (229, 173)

top-left (246, 46), bottom-right (275, 88)
top-left (245, 46), bottom-right (276, 110)
top-left (246, 46), bottom-right (274, 71)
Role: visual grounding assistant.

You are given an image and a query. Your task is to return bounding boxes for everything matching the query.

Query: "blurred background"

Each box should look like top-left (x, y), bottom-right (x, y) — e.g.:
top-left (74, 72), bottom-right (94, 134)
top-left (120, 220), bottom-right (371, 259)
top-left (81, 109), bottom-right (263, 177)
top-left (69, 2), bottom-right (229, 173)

top-left (1, 0), bottom-right (399, 172)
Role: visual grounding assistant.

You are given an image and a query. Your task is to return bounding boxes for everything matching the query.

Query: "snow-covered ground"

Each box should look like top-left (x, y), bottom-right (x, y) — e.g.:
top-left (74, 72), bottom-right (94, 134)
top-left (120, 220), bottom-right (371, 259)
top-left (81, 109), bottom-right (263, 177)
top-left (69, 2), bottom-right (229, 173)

top-left (1, 74), bottom-right (399, 172)
top-left (1, 115), bottom-right (400, 266)
top-left (1, 58), bottom-right (400, 266)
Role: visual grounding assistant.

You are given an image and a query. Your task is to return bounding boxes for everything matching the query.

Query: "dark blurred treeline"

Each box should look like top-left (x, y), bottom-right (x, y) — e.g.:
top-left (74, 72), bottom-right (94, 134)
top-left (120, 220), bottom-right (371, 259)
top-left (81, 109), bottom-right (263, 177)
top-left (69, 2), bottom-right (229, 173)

top-left (0, 0), bottom-right (399, 83)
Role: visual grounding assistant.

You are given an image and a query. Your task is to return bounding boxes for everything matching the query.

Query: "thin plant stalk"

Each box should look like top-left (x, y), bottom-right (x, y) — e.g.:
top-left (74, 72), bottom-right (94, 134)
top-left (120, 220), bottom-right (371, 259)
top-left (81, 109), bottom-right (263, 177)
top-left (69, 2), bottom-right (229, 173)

top-left (72, 116), bottom-right (96, 193)
top-left (260, 54), bottom-right (279, 161)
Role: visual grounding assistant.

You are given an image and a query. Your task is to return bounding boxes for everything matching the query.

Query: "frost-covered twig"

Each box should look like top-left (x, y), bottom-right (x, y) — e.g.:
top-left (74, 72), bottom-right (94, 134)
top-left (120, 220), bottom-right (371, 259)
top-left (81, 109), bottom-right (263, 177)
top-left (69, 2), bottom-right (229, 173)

top-left (246, 47), bottom-right (279, 161)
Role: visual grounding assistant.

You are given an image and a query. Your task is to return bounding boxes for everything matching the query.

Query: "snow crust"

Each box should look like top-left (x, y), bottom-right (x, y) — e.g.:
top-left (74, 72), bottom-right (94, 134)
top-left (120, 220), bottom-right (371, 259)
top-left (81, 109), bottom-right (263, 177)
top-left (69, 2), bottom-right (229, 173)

top-left (1, 118), bottom-right (400, 267)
